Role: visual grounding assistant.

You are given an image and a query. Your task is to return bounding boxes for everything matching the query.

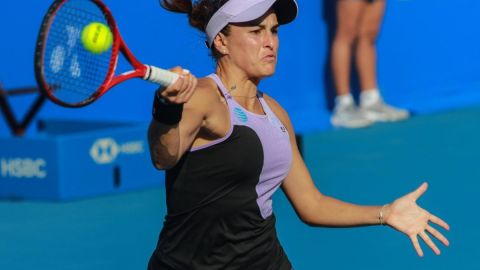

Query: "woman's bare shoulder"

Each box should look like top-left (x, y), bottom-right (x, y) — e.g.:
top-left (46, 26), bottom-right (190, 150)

top-left (185, 76), bottom-right (223, 110)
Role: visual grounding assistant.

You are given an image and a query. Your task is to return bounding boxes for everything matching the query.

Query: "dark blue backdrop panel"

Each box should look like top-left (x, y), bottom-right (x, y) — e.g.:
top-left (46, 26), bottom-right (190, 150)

top-left (1, 0), bottom-right (479, 136)
top-left (378, 0), bottom-right (480, 113)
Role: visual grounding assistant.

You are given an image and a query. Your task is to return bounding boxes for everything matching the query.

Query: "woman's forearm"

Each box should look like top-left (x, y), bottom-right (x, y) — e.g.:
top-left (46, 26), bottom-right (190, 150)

top-left (302, 194), bottom-right (384, 227)
top-left (148, 120), bottom-right (182, 170)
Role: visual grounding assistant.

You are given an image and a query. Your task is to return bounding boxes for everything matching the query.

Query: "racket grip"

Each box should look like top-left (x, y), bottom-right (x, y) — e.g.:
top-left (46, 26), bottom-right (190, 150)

top-left (144, 65), bottom-right (179, 87)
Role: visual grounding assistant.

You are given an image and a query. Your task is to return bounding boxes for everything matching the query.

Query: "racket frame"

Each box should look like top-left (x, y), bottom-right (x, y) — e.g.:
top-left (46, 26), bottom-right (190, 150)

top-left (35, 0), bottom-right (165, 108)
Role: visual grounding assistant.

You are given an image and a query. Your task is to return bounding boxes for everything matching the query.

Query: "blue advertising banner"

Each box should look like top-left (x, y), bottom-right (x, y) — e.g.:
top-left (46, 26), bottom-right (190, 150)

top-left (0, 120), bottom-right (163, 201)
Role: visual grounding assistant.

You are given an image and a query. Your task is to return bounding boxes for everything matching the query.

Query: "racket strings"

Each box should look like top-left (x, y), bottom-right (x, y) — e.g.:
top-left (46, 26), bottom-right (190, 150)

top-left (42, 0), bottom-right (114, 105)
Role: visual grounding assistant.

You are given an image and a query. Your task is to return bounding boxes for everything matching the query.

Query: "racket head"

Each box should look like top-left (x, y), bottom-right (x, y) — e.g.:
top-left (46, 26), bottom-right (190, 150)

top-left (35, 0), bottom-right (120, 107)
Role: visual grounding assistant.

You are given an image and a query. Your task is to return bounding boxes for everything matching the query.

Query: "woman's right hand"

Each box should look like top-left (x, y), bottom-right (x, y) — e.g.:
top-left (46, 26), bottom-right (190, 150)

top-left (158, 66), bottom-right (198, 105)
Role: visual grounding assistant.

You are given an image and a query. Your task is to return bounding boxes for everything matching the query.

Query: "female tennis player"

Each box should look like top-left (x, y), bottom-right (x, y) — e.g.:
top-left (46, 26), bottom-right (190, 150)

top-left (147, 0), bottom-right (449, 269)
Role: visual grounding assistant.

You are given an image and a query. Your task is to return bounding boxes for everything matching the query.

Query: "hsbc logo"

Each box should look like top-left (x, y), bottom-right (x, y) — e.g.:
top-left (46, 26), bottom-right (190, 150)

top-left (0, 158), bottom-right (47, 179)
top-left (89, 137), bottom-right (144, 164)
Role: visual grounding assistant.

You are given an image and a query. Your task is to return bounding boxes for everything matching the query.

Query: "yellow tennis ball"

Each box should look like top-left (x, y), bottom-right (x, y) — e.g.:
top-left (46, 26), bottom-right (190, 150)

top-left (81, 22), bottom-right (113, 54)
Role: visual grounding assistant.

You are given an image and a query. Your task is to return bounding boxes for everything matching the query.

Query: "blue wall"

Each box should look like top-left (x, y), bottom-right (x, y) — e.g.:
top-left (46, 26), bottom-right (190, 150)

top-left (1, 0), bottom-right (479, 136)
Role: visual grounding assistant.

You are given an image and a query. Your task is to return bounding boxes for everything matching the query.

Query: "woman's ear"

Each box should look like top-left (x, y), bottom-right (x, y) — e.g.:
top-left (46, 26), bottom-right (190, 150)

top-left (213, 32), bottom-right (228, 55)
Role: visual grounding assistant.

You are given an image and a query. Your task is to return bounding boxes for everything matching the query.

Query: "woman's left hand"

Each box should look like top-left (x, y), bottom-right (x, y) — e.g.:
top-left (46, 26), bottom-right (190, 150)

top-left (383, 182), bottom-right (450, 257)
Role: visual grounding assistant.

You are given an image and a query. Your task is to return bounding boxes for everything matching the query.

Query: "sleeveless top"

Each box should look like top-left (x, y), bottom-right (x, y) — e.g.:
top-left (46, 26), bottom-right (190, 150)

top-left (148, 74), bottom-right (293, 270)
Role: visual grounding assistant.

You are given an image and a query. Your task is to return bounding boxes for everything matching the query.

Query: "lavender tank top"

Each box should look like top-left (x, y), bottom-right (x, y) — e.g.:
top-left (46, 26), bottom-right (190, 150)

top-left (191, 73), bottom-right (293, 218)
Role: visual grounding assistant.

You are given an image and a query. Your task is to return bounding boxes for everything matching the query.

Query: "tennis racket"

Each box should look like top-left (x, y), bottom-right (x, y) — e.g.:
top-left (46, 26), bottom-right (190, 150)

top-left (35, 0), bottom-right (179, 108)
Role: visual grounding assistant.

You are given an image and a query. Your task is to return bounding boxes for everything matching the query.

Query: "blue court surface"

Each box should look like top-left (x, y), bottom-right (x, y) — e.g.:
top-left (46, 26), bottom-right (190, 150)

top-left (1, 106), bottom-right (478, 270)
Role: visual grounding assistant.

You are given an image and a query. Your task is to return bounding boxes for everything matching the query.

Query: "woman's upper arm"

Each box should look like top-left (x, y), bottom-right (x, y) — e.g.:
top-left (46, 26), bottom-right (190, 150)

top-left (148, 78), bottom-right (215, 162)
top-left (175, 81), bottom-right (213, 154)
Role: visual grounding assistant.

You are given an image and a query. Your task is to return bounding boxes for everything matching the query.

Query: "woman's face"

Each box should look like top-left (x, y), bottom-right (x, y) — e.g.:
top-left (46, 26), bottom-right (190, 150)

top-left (223, 11), bottom-right (279, 79)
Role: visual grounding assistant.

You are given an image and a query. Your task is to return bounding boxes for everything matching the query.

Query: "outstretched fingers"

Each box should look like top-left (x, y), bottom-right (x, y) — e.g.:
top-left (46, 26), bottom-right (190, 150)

top-left (409, 220), bottom-right (449, 257)
top-left (419, 231), bottom-right (440, 255)
top-left (430, 213), bottom-right (450, 231)
top-left (426, 225), bottom-right (450, 247)
top-left (410, 235), bottom-right (424, 257)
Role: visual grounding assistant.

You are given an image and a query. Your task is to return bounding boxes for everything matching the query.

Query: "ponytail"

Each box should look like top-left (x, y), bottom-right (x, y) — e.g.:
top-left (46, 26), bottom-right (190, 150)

top-left (160, 0), bottom-right (193, 14)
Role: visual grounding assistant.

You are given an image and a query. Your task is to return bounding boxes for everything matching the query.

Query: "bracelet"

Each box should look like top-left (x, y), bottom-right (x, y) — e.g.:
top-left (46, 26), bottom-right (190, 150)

top-left (379, 204), bottom-right (389, 225)
top-left (152, 91), bottom-right (183, 125)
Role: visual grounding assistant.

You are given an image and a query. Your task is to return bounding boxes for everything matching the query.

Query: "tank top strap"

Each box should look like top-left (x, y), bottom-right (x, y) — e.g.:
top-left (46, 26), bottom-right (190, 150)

top-left (257, 91), bottom-right (276, 120)
top-left (207, 73), bottom-right (233, 100)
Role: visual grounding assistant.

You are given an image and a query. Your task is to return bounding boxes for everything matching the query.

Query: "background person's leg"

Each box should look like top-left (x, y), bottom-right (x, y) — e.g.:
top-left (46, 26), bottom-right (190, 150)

top-left (356, 0), bottom-right (410, 122)
top-left (331, 0), bottom-right (366, 96)
top-left (330, 0), bottom-right (373, 128)
top-left (355, 0), bottom-right (385, 91)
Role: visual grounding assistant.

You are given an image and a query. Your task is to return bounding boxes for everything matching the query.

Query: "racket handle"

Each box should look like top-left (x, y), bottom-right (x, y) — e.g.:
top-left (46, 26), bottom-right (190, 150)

top-left (144, 65), bottom-right (179, 87)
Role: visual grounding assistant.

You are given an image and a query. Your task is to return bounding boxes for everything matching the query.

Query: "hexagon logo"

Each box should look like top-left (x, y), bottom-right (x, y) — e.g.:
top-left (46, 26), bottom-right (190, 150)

top-left (89, 137), bottom-right (119, 164)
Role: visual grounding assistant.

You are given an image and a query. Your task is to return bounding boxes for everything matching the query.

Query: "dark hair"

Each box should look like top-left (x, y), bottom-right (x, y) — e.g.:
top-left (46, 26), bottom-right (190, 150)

top-left (160, 0), bottom-right (230, 59)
